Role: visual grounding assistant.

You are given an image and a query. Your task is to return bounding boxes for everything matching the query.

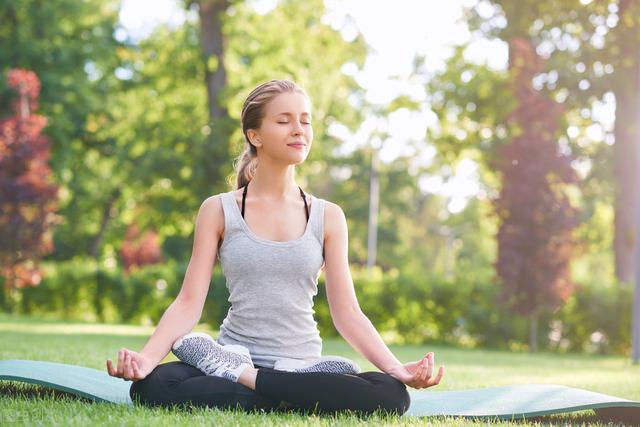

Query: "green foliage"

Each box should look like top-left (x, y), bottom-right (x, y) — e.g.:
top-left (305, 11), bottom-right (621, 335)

top-left (1, 0), bottom-right (630, 360)
top-left (0, 0), bottom-right (127, 262)
top-left (11, 258), bottom-right (227, 326)
top-left (553, 281), bottom-right (633, 355)
top-left (4, 255), bottom-right (632, 355)
top-left (315, 263), bottom-right (631, 355)
top-left (223, 0), bottom-right (368, 152)
top-left (421, 43), bottom-right (513, 188)
top-left (14, 259), bottom-right (168, 323)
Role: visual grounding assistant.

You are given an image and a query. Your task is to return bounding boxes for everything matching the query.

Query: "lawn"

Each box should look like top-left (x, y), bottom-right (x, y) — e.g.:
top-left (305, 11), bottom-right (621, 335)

top-left (1, 313), bottom-right (638, 426)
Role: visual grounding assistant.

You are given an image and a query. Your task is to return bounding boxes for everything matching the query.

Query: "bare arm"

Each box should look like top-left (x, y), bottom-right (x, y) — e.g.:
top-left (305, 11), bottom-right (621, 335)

top-left (107, 195), bottom-right (224, 378)
top-left (322, 201), bottom-right (444, 389)
top-left (138, 297), bottom-right (205, 365)
top-left (322, 201), bottom-right (402, 372)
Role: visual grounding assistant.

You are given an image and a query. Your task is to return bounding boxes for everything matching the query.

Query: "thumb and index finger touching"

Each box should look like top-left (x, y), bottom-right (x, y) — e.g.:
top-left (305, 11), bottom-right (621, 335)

top-left (106, 348), bottom-right (143, 381)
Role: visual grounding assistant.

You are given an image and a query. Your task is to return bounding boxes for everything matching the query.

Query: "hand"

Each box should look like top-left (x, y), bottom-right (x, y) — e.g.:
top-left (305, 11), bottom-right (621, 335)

top-left (386, 352), bottom-right (444, 389)
top-left (106, 348), bottom-right (156, 381)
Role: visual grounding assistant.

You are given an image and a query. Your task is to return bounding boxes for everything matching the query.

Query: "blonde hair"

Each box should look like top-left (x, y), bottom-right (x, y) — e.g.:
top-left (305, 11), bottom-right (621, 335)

top-left (232, 79), bottom-right (309, 189)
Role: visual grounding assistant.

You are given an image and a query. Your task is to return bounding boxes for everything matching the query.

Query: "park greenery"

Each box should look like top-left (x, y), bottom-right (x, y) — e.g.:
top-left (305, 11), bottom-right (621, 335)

top-left (1, 313), bottom-right (638, 425)
top-left (1, 0), bottom-right (638, 359)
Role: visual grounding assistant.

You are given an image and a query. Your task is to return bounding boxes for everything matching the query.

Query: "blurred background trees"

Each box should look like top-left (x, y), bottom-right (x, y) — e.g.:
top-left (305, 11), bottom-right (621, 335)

top-left (1, 0), bottom-right (637, 357)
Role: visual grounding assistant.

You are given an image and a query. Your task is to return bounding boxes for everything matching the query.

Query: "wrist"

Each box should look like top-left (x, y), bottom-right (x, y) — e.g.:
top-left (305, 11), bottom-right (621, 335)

top-left (140, 349), bottom-right (164, 365)
top-left (382, 362), bottom-right (404, 374)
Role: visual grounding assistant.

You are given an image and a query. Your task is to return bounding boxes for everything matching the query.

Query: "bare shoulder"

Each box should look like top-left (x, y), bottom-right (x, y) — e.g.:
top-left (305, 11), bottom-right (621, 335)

top-left (199, 193), bottom-right (225, 240)
top-left (323, 200), bottom-right (347, 241)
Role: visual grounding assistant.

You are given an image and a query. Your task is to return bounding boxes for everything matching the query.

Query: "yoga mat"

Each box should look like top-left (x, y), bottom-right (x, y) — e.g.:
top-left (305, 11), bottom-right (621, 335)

top-left (1, 359), bottom-right (639, 423)
top-left (404, 383), bottom-right (640, 423)
top-left (0, 359), bottom-right (132, 404)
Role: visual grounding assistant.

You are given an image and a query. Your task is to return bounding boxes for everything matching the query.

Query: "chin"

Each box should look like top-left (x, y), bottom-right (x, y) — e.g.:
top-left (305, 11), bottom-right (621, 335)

top-left (287, 153), bottom-right (308, 164)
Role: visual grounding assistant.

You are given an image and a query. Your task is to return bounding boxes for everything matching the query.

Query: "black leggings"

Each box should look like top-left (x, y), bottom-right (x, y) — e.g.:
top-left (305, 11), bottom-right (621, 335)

top-left (129, 361), bottom-right (411, 416)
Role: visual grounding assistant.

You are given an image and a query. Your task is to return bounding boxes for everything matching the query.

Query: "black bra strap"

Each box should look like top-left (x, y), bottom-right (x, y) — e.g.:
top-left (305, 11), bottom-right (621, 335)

top-left (242, 181), bottom-right (309, 221)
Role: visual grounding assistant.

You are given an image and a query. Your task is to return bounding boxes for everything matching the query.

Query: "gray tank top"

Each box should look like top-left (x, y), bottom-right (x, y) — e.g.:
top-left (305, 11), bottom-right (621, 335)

top-left (215, 189), bottom-right (325, 368)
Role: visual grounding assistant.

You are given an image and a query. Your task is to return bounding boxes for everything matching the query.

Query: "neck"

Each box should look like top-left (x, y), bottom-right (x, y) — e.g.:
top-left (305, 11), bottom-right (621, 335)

top-left (248, 162), bottom-right (299, 201)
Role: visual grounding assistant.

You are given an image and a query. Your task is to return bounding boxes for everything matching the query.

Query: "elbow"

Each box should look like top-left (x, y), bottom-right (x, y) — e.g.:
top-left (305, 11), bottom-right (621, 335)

top-left (173, 294), bottom-right (204, 317)
top-left (332, 305), bottom-right (365, 331)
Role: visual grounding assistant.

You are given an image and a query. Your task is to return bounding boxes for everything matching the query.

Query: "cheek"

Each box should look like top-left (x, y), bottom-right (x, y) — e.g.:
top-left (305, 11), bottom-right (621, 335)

top-left (262, 124), bottom-right (285, 140)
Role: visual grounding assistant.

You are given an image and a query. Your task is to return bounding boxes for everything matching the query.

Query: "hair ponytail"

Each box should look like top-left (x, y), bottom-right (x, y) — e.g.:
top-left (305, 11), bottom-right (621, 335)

top-left (234, 146), bottom-right (258, 189)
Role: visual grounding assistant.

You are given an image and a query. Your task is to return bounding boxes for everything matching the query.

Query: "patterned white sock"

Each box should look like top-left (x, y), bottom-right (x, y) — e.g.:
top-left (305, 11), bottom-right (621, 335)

top-left (273, 355), bottom-right (361, 374)
top-left (172, 332), bottom-right (253, 382)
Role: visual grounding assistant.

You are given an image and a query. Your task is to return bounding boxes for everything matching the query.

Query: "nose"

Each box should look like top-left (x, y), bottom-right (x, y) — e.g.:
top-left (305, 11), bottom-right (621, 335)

top-left (292, 121), bottom-right (304, 135)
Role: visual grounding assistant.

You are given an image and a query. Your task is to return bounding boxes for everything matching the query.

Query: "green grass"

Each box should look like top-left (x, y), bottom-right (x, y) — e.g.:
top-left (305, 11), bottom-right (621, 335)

top-left (1, 313), bottom-right (638, 426)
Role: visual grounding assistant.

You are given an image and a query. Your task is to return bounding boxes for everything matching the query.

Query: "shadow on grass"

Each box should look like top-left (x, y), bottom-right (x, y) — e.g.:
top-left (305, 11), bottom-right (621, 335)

top-left (437, 409), bottom-right (640, 426)
top-left (0, 381), bottom-right (95, 404)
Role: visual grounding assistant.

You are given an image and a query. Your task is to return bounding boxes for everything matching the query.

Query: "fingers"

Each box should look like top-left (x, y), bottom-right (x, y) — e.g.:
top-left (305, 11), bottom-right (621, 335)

top-left (413, 353), bottom-right (431, 384)
top-left (432, 365), bottom-right (445, 385)
top-left (131, 359), bottom-right (141, 380)
top-left (424, 361), bottom-right (444, 388)
top-left (419, 355), bottom-right (427, 381)
top-left (419, 356), bottom-right (428, 381)
top-left (107, 348), bottom-right (144, 381)
top-left (424, 353), bottom-right (434, 380)
top-left (410, 352), bottom-right (444, 389)
top-left (118, 349), bottom-right (125, 376)
top-left (407, 357), bottom-right (426, 389)
top-left (106, 359), bottom-right (115, 376)
top-left (107, 355), bottom-right (123, 378)
top-left (415, 359), bottom-right (422, 380)
top-left (107, 349), bottom-right (130, 379)
top-left (124, 352), bottom-right (133, 380)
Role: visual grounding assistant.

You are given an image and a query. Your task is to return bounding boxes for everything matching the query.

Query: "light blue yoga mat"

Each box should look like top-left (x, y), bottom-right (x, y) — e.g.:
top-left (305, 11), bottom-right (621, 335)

top-left (1, 359), bottom-right (639, 422)
top-left (0, 359), bottom-right (132, 404)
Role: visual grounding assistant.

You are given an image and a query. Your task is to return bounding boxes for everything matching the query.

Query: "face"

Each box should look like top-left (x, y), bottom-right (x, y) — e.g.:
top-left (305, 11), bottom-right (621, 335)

top-left (248, 91), bottom-right (313, 165)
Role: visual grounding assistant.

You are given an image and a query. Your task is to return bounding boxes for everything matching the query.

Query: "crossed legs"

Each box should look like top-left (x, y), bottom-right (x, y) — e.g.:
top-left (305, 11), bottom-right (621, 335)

top-left (130, 361), bottom-right (410, 416)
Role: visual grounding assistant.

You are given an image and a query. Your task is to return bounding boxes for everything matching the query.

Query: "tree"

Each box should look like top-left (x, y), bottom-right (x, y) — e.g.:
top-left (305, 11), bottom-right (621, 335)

top-left (495, 38), bottom-right (580, 352)
top-left (94, 0), bottom-right (369, 263)
top-left (120, 223), bottom-right (163, 275)
top-left (187, 0), bottom-right (238, 197)
top-left (0, 0), bottom-right (125, 261)
top-left (421, 2), bottom-right (585, 350)
top-left (0, 68), bottom-right (61, 289)
top-left (474, 0), bottom-right (640, 283)
top-left (598, 0), bottom-right (640, 283)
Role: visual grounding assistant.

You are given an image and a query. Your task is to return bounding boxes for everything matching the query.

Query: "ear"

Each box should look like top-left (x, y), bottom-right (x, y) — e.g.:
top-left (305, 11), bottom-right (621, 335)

top-left (247, 129), bottom-right (262, 147)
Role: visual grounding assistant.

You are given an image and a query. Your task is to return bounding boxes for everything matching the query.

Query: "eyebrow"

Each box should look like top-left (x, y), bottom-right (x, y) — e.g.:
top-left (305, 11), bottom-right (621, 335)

top-left (275, 112), bottom-right (311, 116)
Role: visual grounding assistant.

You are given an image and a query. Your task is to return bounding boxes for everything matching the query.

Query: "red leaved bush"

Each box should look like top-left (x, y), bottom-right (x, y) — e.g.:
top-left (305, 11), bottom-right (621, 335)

top-left (0, 68), bottom-right (61, 289)
top-left (493, 38), bottom-right (580, 317)
top-left (119, 223), bottom-right (163, 275)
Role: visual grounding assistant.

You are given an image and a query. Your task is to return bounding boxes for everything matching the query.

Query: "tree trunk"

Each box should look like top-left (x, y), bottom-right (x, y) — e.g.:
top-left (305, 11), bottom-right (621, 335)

top-left (611, 0), bottom-right (640, 284)
top-left (88, 189), bottom-right (121, 259)
top-left (367, 147), bottom-right (379, 270)
top-left (196, 0), bottom-right (232, 193)
top-left (198, 0), bottom-right (230, 124)
top-left (529, 313), bottom-right (538, 353)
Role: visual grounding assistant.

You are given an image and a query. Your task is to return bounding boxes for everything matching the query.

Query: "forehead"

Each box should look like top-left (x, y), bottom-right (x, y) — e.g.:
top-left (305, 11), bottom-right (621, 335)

top-left (265, 91), bottom-right (311, 116)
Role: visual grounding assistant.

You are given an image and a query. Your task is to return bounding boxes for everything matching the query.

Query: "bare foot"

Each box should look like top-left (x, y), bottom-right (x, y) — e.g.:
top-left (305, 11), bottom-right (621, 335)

top-left (237, 366), bottom-right (258, 390)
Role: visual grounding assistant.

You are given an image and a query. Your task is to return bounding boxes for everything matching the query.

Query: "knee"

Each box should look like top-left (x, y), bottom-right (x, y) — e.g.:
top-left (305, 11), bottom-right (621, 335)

top-left (389, 386), bottom-right (411, 415)
top-left (371, 372), bottom-right (411, 415)
top-left (382, 384), bottom-right (411, 415)
top-left (129, 368), bottom-right (163, 407)
top-left (129, 361), bottom-right (190, 407)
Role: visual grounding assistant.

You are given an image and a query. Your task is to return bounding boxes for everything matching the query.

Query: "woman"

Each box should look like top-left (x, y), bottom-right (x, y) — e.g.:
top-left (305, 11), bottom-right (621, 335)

top-left (106, 79), bottom-right (444, 415)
